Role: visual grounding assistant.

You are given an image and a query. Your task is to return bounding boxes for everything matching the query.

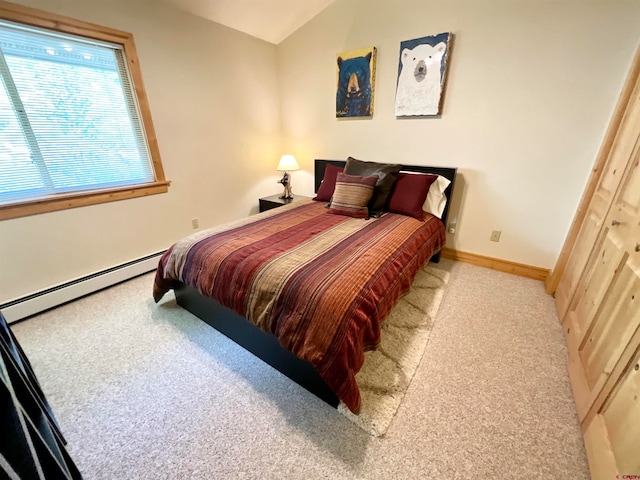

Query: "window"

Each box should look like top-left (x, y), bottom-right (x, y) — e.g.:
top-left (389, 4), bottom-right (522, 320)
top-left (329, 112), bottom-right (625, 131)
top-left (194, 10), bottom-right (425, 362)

top-left (0, 3), bottom-right (168, 220)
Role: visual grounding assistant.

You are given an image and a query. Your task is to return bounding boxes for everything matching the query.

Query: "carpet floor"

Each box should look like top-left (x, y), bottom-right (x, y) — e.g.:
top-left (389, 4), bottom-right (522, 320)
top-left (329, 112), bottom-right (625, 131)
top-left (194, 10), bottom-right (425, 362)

top-left (11, 259), bottom-right (590, 479)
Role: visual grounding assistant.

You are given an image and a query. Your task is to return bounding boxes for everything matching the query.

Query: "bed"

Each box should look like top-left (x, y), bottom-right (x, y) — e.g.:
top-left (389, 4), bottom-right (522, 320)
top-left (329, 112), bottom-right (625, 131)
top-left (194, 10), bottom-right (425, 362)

top-left (153, 159), bottom-right (456, 412)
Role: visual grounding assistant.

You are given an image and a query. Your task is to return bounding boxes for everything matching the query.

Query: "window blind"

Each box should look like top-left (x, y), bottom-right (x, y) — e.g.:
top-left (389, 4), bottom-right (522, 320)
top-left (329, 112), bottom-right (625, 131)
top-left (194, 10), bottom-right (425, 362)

top-left (0, 20), bottom-right (154, 204)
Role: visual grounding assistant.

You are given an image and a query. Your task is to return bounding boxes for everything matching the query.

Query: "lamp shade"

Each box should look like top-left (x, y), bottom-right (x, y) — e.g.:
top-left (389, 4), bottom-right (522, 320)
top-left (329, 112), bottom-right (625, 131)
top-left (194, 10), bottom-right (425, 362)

top-left (277, 154), bottom-right (300, 171)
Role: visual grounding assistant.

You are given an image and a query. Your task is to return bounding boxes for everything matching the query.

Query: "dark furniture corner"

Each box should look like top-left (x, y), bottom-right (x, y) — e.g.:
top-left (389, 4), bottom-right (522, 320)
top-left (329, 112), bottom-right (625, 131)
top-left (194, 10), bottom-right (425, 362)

top-left (0, 311), bottom-right (82, 479)
top-left (259, 194), bottom-right (310, 213)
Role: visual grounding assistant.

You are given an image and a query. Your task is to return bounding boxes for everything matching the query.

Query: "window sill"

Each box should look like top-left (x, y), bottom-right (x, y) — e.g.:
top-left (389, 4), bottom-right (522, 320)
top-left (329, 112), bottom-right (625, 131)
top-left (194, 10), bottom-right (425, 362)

top-left (0, 181), bottom-right (171, 220)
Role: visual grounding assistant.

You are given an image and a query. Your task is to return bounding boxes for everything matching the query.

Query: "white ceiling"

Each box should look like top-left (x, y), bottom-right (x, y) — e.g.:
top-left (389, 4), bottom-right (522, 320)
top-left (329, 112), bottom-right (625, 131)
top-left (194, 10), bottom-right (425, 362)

top-left (162, 0), bottom-right (337, 44)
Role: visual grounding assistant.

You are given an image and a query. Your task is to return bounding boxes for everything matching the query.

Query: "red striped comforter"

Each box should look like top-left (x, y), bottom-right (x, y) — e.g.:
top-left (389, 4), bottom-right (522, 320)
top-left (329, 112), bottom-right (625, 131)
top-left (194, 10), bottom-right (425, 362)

top-left (153, 199), bottom-right (445, 412)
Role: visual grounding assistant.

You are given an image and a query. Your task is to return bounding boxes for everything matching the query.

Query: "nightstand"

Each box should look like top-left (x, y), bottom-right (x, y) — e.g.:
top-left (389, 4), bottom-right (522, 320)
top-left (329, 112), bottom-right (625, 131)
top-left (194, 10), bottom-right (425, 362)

top-left (259, 194), bottom-right (309, 213)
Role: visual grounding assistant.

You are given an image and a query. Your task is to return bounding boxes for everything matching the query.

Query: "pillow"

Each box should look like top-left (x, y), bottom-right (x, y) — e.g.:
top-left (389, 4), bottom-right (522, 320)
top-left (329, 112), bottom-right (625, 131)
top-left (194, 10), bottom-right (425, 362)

top-left (344, 157), bottom-right (402, 216)
top-left (387, 173), bottom-right (438, 220)
top-left (423, 175), bottom-right (451, 219)
top-left (313, 163), bottom-right (344, 202)
top-left (328, 172), bottom-right (379, 219)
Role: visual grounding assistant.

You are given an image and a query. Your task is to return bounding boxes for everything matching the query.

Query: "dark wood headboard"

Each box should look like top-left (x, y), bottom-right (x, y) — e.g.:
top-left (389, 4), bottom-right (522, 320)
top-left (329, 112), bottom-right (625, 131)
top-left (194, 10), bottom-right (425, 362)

top-left (314, 159), bottom-right (457, 227)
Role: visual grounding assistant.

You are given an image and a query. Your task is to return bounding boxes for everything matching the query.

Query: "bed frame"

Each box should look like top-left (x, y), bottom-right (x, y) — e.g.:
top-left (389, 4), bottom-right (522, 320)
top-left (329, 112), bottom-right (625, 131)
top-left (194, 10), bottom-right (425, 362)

top-left (174, 160), bottom-right (456, 408)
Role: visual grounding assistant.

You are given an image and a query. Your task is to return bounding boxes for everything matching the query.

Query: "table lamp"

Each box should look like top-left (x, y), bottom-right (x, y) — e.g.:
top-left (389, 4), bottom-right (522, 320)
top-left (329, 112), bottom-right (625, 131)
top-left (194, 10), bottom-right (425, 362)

top-left (276, 154), bottom-right (300, 199)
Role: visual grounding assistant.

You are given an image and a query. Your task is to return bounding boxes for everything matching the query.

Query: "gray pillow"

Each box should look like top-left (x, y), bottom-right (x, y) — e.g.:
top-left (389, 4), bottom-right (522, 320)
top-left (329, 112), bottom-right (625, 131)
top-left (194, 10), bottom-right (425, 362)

top-left (344, 157), bottom-right (402, 216)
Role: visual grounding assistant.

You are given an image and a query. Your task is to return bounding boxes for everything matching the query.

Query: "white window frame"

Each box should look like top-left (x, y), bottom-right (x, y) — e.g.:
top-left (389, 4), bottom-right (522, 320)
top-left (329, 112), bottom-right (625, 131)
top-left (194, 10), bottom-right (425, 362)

top-left (0, 1), bottom-right (169, 220)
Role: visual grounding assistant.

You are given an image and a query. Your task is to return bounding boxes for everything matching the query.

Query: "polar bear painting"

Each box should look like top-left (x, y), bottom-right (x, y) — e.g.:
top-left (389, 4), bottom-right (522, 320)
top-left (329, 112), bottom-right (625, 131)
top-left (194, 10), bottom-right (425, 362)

top-left (395, 33), bottom-right (451, 117)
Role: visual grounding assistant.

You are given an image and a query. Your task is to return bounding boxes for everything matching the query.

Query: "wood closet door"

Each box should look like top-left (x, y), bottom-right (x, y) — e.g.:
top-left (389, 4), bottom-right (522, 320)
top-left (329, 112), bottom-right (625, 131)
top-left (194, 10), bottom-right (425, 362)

top-left (562, 116), bottom-right (640, 416)
top-left (563, 126), bottom-right (640, 479)
top-left (550, 48), bottom-right (640, 480)
top-left (555, 75), bottom-right (640, 320)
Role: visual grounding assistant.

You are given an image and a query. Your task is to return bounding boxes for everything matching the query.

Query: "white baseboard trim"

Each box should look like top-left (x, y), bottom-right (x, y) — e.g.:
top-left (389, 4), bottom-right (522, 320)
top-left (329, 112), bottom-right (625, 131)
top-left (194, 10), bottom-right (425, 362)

top-left (0, 252), bottom-right (164, 324)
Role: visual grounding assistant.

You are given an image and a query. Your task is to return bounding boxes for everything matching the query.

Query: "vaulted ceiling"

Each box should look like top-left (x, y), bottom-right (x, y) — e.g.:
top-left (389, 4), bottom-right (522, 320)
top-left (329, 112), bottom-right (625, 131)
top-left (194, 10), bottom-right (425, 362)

top-left (161, 0), bottom-right (337, 44)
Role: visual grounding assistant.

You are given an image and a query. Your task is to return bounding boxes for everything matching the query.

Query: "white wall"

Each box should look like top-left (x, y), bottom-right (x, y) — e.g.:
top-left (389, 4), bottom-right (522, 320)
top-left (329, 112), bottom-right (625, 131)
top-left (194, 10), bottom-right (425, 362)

top-left (0, 0), bottom-right (282, 302)
top-left (277, 0), bottom-right (640, 268)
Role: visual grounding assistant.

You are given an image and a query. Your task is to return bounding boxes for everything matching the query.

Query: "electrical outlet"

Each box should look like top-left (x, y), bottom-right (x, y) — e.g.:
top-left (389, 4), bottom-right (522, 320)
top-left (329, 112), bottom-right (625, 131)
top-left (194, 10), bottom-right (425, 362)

top-left (490, 230), bottom-right (501, 242)
top-left (191, 218), bottom-right (199, 229)
top-left (448, 222), bottom-right (456, 234)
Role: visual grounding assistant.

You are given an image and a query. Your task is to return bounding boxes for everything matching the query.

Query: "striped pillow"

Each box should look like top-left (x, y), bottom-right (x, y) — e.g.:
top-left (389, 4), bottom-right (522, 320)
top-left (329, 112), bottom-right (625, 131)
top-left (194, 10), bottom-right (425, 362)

top-left (328, 172), bottom-right (379, 219)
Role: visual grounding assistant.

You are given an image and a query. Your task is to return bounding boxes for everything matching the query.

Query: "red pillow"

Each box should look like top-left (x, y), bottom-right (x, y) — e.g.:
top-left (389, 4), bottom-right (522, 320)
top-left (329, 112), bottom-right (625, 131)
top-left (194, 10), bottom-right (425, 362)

top-left (313, 164), bottom-right (344, 201)
top-left (387, 173), bottom-right (438, 220)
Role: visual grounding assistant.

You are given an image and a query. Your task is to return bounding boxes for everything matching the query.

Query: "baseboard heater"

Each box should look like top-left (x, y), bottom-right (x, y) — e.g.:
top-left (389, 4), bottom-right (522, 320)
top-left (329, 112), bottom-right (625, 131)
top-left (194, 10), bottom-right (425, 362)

top-left (0, 251), bottom-right (165, 324)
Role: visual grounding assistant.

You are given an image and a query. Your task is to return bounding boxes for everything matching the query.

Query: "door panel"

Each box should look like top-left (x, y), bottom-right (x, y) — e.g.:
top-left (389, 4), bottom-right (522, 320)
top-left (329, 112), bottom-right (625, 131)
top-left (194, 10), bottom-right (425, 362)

top-left (596, 94), bottom-right (640, 210)
top-left (619, 158), bottom-right (640, 207)
top-left (581, 259), bottom-right (640, 390)
top-left (555, 210), bottom-right (602, 318)
top-left (569, 232), bottom-right (623, 345)
top-left (601, 350), bottom-right (640, 473)
top-left (583, 414), bottom-right (618, 480)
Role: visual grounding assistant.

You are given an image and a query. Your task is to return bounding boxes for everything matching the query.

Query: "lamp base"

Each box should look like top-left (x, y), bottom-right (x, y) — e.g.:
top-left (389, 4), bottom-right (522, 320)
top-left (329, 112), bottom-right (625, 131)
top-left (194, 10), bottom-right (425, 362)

top-left (278, 171), bottom-right (293, 200)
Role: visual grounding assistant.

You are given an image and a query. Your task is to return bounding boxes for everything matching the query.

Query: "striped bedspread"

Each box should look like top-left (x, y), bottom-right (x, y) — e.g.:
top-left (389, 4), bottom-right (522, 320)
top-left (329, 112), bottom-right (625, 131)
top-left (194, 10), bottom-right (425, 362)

top-left (153, 199), bottom-right (445, 412)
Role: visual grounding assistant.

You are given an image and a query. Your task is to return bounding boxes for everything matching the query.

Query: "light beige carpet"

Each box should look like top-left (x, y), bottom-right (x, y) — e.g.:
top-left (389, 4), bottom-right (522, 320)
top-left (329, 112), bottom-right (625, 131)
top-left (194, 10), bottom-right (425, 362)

top-left (340, 264), bottom-right (449, 436)
top-left (10, 261), bottom-right (590, 479)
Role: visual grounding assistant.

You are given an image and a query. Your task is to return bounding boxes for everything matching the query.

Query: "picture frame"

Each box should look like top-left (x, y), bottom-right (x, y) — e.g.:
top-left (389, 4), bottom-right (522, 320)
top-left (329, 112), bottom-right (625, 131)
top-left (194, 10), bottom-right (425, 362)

top-left (394, 33), bottom-right (452, 117)
top-left (336, 46), bottom-right (377, 118)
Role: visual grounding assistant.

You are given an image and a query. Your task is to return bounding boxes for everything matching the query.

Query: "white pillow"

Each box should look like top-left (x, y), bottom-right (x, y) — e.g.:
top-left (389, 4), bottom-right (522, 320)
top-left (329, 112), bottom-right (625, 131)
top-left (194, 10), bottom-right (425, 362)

top-left (422, 175), bottom-right (451, 219)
